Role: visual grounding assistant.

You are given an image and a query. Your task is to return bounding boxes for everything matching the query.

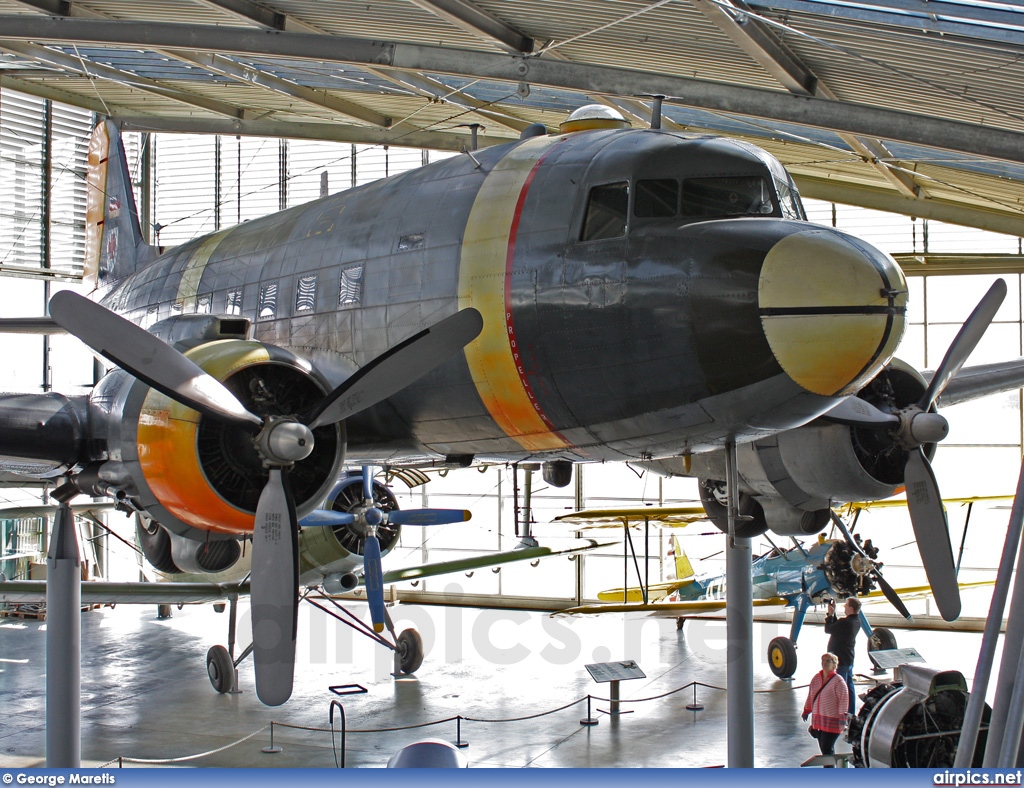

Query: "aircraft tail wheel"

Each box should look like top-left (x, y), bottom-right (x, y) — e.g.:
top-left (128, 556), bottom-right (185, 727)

top-left (868, 626), bottom-right (898, 653)
top-left (396, 628), bottom-right (424, 674)
top-left (768, 636), bottom-right (798, 679)
top-left (207, 644), bottom-right (234, 693)
top-left (157, 604), bottom-right (172, 619)
top-left (676, 617), bottom-right (686, 631)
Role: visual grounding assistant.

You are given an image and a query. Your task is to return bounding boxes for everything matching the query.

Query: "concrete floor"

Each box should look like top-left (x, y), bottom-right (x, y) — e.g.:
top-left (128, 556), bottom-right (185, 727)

top-left (0, 600), bottom-right (988, 769)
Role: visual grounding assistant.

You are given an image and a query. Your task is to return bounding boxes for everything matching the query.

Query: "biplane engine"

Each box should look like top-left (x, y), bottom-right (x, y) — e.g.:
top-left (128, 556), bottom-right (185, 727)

top-left (672, 359), bottom-right (932, 538)
top-left (820, 536), bottom-right (880, 598)
top-left (88, 336), bottom-right (344, 543)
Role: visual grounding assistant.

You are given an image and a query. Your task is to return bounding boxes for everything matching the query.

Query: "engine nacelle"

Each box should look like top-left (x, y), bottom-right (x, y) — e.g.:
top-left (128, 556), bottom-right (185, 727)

top-left (89, 338), bottom-right (344, 542)
top-left (652, 359), bottom-right (931, 536)
top-left (298, 473), bottom-right (402, 587)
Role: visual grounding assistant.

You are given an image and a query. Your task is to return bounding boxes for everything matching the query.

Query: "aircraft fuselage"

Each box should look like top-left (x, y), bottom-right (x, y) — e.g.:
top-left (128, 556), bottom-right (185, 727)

top-left (102, 128), bottom-right (906, 467)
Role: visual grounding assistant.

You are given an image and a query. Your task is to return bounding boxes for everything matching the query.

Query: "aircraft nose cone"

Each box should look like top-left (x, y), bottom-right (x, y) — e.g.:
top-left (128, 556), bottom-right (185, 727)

top-left (759, 228), bottom-right (907, 397)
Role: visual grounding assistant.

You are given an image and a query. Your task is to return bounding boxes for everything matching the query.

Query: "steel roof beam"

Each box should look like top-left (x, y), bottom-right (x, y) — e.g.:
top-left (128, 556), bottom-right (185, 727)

top-left (692, 0), bottom-right (920, 197)
top-left (405, 0), bottom-right (534, 53)
top-left (115, 114), bottom-right (507, 152)
top-left (4, 16), bottom-right (1024, 164)
top-left (795, 175), bottom-right (1024, 237)
top-left (191, 0), bottom-right (288, 31)
top-left (167, 50), bottom-right (392, 127)
top-left (750, 0), bottom-right (1024, 47)
top-left (0, 73), bottom-right (115, 114)
top-left (0, 41), bottom-right (249, 119)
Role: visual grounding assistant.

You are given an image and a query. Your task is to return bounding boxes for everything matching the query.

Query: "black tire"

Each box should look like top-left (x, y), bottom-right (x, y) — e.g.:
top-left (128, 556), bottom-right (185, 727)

top-left (698, 479), bottom-right (769, 538)
top-left (157, 604), bottom-right (172, 619)
top-left (868, 626), bottom-right (897, 653)
top-left (206, 645), bottom-right (234, 694)
top-left (676, 617), bottom-right (686, 631)
top-left (767, 636), bottom-right (798, 679)
top-left (396, 629), bottom-right (424, 674)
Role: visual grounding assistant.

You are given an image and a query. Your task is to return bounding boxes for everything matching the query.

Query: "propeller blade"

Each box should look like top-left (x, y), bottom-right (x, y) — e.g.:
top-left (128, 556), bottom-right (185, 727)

top-left (305, 307), bottom-right (484, 430)
top-left (298, 509), bottom-right (356, 527)
top-left (904, 448), bottom-right (961, 621)
top-left (363, 532), bottom-right (386, 633)
top-left (250, 467), bottom-right (299, 706)
top-left (388, 508), bottom-right (472, 526)
top-left (49, 290), bottom-right (262, 427)
top-left (821, 396), bottom-right (900, 428)
top-left (871, 569), bottom-right (913, 620)
top-left (919, 279), bottom-right (1006, 410)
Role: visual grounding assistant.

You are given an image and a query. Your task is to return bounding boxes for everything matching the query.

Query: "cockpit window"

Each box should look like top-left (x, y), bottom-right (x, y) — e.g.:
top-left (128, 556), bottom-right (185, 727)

top-left (581, 182), bottom-right (629, 241)
top-left (635, 179), bottom-right (678, 218)
top-left (682, 176), bottom-right (775, 218)
top-left (774, 173), bottom-right (806, 220)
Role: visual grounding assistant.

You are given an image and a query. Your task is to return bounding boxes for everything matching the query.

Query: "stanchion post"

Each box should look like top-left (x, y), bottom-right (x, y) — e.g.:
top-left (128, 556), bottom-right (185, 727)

top-left (580, 694), bottom-right (599, 726)
top-left (262, 721), bottom-right (283, 754)
top-left (455, 715), bottom-right (469, 748)
top-left (686, 682), bottom-right (704, 711)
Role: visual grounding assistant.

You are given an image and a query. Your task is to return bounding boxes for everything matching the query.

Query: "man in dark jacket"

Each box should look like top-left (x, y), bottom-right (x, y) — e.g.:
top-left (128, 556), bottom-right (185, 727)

top-left (824, 596), bottom-right (862, 715)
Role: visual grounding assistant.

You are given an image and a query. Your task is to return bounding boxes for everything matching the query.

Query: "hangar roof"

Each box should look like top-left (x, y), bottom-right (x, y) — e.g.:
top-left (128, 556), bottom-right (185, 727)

top-left (2, 0), bottom-right (1024, 244)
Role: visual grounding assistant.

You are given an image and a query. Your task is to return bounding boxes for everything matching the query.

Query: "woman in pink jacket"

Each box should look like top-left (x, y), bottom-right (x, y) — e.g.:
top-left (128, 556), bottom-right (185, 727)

top-left (802, 652), bottom-right (850, 765)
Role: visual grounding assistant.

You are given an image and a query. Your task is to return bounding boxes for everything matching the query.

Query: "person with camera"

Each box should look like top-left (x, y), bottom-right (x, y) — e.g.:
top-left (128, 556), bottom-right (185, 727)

top-left (802, 652), bottom-right (849, 765)
top-left (824, 596), bottom-right (862, 716)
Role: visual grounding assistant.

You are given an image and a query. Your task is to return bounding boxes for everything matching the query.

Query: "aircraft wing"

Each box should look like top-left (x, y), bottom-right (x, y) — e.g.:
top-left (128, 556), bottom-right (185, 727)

top-left (596, 578), bottom-right (698, 603)
top-left (841, 495), bottom-right (1012, 513)
top-left (554, 506), bottom-right (708, 529)
top-left (932, 358), bottom-right (1024, 408)
top-left (379, 539), bottom-right (615, 584)
top-left (555, 597), bottom-right (789, 616)
top-left (0, 579), bottom-right (246, 605)
top-left (0, 540), bottom-right (612, 605)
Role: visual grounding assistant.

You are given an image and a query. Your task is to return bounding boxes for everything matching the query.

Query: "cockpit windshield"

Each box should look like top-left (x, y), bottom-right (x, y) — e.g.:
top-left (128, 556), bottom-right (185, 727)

top-left (682, 176), bottom-right (774, 218)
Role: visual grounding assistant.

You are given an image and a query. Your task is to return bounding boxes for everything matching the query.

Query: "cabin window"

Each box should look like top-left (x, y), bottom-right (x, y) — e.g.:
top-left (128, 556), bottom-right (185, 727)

top-left (581, 182), bottom-right (628, 241)
top-left (682, 176), bottom-right (774, 218)
top-left (635, 179), bottom-right (678, 218)
top-left (295, 274), bottom-right (317, 313)
top-left (226, 288), bottom-right (243, 316)
top-left (197, 293), bottom-right (212, 314)
top-left (257, 282), bottom-right (278, 320)
top-left (774, 175), bottom-right (805, 220)
top-left (339, 265), bottom-right (363, 307)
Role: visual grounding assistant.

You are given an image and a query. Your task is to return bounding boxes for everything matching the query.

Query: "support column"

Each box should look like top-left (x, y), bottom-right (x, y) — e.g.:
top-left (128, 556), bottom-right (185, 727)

top-left (46, 502), bottom-right (81, 768)
top-left (725, 441), bottom-right (754, 767)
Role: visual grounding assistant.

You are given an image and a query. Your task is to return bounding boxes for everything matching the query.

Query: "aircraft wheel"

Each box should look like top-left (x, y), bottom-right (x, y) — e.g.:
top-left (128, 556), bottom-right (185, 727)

top-left (396, 628), bottom-right (424, 674)
top-left (868, 626), bottom-right (897, 653)
top-left (698, 479), bottom-right (769, 538)
top-left (676, 617), bottom-right (686, 631)
top-left (207, 645), bottom-right (234, 693)
top-left (157, 604), bottom-right (172, 619)
top-left (768, 636), bottom-right (798, 679)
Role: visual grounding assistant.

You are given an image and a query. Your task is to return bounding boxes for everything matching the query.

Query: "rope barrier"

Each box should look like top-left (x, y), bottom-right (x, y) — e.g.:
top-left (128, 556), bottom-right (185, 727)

top-left (103, 677), bottom-right (814, 766)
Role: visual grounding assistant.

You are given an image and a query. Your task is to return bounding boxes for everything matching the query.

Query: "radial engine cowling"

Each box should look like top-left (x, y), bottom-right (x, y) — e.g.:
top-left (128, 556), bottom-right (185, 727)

top-left (685, 359), bottom-right (932, 536)
top-left (91, 339), bottom-right (344, 542)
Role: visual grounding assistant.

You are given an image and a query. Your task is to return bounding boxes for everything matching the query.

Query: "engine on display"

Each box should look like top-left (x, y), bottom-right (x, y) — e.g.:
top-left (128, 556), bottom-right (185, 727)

top-left (848, 665), bottom-right (988, 768)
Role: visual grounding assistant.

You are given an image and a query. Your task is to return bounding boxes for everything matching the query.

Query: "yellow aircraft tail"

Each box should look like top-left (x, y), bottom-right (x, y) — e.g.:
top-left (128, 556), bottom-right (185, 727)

top-left (595, 533), bottom-right (697, 602)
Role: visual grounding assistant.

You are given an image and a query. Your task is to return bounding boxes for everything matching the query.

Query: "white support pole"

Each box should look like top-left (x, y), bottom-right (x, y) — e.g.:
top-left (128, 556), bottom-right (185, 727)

top-left (725, 441), bottom-right (754, 767)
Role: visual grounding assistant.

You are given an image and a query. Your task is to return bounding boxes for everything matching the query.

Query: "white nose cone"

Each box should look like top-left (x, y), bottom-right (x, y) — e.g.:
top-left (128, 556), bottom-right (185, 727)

top-left (759, 229), bottom-right (907, 396)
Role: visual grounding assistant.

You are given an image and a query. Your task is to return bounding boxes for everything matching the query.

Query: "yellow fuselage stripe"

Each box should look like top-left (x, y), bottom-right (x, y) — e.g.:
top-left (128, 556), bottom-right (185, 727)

top-left (458, 137), bottom-right (572, 452)
top-left (177, 229), bottom-right (229, 310)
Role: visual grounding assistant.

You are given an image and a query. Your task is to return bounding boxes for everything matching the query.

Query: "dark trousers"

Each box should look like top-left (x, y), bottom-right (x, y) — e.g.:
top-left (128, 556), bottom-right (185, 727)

top-left (838, 663), bottom-right (856, 715)
top-left (817, 730), bottom-right (841, 766)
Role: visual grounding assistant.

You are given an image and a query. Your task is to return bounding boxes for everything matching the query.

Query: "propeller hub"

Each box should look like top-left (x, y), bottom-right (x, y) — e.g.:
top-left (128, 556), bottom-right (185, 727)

top-left (909, 410), bottom-right (949, 445)
top-left (850, 553), bottom-right (875, 577)
top-left (363, 506), bottom-right (384, 527)
top-left (257, 418), bottom-right (315, 465)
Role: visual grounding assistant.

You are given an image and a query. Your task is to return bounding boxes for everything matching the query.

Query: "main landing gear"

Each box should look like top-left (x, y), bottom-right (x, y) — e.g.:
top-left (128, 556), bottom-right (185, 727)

top-left (200, 591), bottom-right (426, 695)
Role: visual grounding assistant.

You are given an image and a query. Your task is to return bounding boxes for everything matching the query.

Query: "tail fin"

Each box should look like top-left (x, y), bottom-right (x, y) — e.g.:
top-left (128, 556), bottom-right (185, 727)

top-left (83, 120), bottom-right (157, 290)
top-left (671, 534), bottom-right (695, 580)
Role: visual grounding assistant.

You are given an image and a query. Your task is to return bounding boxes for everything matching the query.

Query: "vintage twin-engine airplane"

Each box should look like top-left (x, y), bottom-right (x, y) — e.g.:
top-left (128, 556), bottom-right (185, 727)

top-left (1, 104), bottom-right (1022, 705)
